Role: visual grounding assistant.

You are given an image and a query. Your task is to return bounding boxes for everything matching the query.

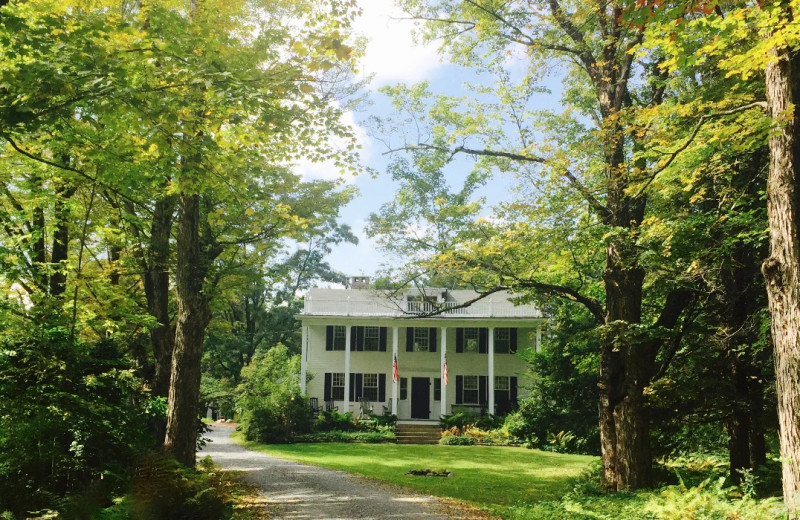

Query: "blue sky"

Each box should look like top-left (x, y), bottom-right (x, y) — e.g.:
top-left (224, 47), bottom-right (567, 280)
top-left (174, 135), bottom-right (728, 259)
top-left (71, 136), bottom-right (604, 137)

top-left (296, 1), bottom-right (563, 279)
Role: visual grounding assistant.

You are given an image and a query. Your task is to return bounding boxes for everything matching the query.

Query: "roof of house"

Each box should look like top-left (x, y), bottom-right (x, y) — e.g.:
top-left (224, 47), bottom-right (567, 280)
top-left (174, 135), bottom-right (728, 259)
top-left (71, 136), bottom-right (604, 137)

top-left (300, 287), bottom-right (545, 319)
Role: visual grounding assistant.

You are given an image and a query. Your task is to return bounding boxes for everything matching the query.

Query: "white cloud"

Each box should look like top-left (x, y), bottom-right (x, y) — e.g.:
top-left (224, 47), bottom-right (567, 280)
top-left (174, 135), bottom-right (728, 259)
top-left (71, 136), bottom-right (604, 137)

top-left (353, 0), bottom-right (443, 88)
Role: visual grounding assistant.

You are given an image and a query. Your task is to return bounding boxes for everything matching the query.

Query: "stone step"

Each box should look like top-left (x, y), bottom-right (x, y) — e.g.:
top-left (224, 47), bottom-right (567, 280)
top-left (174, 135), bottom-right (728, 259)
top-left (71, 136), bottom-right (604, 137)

top-left (395, 424), bottom-right (442, 444)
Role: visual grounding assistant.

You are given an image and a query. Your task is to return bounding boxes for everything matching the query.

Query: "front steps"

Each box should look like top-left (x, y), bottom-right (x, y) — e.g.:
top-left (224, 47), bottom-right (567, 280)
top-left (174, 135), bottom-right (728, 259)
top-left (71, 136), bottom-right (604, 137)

top-left (395, 423), bottom-right (442, 444)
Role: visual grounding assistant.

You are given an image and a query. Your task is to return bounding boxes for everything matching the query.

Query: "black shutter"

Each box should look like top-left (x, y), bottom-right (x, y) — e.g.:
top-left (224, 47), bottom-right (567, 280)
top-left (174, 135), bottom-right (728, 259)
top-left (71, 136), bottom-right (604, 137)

top-left (355, 373), bottom-right (363, 401)
top-left (455, 375), bottom-right (463, 404)
top-left (349, 373), bottom-right (356, 401)
top-left (406, 327), bottom-right (414, 352)
top-left (479, 328), bottom-right (488, 354)
top-left (326, 326), bottom-right (334, 351)
top-left (378, 374), bottom-right (386, 402)
top-left (479, 376), bottom-right (488, 405)
top-left (510, 376), bottom-right (518, 406)
top-left (456, 328), bottom-right (464, 353)
top-left (429, 328), bottom-right (437, 352)
top-left (324, 373), bottom-right (332, 401)
top-left (379, 327), bottom-right (388, 351)
top-left (358, 326), bottom-right (366, 351)
top-left (510, 328), bottom-right (518, 354)
top-left (350, 326), bottom-right (356, 351)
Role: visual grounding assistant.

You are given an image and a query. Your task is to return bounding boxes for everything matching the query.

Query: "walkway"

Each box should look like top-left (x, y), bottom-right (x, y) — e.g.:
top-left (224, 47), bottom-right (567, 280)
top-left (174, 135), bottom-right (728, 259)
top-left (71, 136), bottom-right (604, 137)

top-left (200, 424), bottom-right (483, 519)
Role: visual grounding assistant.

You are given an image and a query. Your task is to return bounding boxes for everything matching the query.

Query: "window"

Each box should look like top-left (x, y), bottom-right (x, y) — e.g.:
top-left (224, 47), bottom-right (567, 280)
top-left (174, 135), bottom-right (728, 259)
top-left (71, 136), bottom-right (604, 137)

top-left (464, 328), bottom-right (479, 353)
top-left (495, 376), bottom-right (510, 392)
top-left (413, 328), bottom-right (429, 352)
top-left (331, 373), bottom-right (345, 400)
top-left (364, 326), bottom-right (381, 351)
top-left (333, 325), bottom-right (346, 351)
top-left (494, 328), bottom-right (510, 354)
top-left (434, 378), bottom-right (441, 401)
top-left (463, 375), bottom-right (479, 404)
top-left (362, 373), bottom-right (378, 401)
top-left (400, 377), bottom-right (408, 400)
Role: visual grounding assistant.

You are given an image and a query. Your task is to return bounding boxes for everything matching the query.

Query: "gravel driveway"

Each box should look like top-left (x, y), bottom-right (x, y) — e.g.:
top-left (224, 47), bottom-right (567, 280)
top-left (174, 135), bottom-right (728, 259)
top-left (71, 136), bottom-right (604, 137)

top-left (200, 424), bottom-right (481, 519)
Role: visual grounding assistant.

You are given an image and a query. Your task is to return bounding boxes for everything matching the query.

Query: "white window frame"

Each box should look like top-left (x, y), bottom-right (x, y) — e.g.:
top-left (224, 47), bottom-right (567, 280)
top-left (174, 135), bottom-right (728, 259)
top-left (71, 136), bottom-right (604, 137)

top-left (362, 373), bottom-right (378, 401)
top-left (364, 326), bottom-right (380, 351)
top-left (494, 328), bottom-right (510, 354)
top-left (413, 328), bottom-right (429, 352)
top-left (333, 325), bottom-right (346, 351)
top-left (463, 375), bottom-right (479, 404)
top-left (464, 328), bottom-right (479, 353)
top-left (331, 372), bottom-right (345, 400)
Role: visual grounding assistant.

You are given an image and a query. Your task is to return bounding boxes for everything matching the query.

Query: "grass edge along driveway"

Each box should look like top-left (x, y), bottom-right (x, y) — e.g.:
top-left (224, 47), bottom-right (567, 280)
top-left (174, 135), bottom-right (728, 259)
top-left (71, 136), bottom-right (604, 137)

top-left (230, 431), bottom-right (595, 515)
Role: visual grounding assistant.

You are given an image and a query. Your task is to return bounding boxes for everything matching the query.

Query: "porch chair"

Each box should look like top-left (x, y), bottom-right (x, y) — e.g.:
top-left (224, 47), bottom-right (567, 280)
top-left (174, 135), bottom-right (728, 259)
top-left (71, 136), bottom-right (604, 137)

top-left (325, 399), bottom-right (338, 412)
top-left (309, 397), bottom-right (320, 415)
top-left (358, 399), bottom-right (373, 419)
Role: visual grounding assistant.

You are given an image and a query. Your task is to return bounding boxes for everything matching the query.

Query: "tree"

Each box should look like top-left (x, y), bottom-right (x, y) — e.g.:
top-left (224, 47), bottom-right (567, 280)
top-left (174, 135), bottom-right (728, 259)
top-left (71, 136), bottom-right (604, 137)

top-left (0, 0), bottom-right (362, 468)
top-left (373, 0), bottom-right (700, 490)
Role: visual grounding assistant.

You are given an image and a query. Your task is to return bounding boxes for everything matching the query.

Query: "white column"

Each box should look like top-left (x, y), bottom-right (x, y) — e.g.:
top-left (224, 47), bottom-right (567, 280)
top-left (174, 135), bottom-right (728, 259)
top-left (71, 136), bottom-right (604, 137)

top-left (300, 324), bottom-right (308, 395)
top-left (344, 325), bottom-right (351, 414)
top-left (392, 326), bottom-right (399, 416)
top-left (488, 326), bottom-right (495, 415)
top-left (440, 327), bottom-right (447, 418)
top-left (536, 325), bottom-right (542, 353)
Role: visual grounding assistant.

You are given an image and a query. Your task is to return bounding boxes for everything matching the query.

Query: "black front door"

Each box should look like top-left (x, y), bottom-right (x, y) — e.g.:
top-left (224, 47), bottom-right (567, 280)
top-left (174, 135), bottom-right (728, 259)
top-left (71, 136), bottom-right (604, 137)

top-left (411, 377), bottom-right (430, 419)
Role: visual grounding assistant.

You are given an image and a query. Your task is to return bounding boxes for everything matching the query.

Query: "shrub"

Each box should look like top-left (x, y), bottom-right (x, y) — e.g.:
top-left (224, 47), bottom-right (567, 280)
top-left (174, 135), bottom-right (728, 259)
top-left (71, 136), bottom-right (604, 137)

top-left (440, 411), bottom-right (504, 431)
top-left (295, 430), bottom-right (396, 443)
top-left (314, 410), bottom-right (356, 432)
top-left (236, 345), bottom-right (313, 443)
top-left (438, 435), bottom-right (476, 446)
top-left (0, 326), bottom-right (153, 517)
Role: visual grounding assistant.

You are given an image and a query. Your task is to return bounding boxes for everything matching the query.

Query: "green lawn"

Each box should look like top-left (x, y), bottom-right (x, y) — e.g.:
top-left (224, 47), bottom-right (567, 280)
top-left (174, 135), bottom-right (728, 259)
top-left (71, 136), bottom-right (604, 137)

top-left (231, 432), bottom-right (594, 514)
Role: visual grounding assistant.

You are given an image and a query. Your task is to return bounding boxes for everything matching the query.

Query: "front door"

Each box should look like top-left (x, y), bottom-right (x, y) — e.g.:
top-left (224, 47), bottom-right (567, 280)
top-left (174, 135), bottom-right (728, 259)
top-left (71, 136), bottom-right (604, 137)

top-left (411, 377), bottom-right (430, 419)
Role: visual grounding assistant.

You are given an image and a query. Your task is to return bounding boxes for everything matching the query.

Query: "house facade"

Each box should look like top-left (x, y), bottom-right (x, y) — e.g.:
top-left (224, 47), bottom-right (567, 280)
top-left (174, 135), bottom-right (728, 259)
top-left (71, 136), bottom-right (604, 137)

top-left (298, 285), bottom-right (545, 421)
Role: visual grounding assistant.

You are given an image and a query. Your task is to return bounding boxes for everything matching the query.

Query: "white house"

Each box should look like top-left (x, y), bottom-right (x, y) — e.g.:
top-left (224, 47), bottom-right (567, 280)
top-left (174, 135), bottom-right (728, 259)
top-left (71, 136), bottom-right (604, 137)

top-left (298, 283), bottom-right (545, 421)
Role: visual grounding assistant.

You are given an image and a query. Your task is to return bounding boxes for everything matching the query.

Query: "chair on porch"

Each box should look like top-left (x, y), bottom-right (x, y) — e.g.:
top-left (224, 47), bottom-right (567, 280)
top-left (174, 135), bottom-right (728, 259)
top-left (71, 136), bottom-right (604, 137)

top-left (309, 397), bottom-right (320, 415)
top-left (383, 398), bottom-right (393, 415)
top-left (325, 399), bottom-right (338, 412)
top-left (358, 399), bottom-right (373, 419)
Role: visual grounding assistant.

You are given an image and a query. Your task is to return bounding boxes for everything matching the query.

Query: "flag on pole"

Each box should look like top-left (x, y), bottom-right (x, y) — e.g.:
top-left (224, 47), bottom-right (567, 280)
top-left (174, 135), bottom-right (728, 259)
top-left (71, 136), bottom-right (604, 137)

top-left (443, 355), bottom-right (448, 385)
top-left (392, 353), bottom-right (399, 383)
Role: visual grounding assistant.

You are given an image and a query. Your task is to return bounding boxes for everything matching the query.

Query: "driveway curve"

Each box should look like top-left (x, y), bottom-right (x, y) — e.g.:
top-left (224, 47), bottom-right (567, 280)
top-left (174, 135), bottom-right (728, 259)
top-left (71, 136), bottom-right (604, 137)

top-left (200, 424), bottom-right (481, 519)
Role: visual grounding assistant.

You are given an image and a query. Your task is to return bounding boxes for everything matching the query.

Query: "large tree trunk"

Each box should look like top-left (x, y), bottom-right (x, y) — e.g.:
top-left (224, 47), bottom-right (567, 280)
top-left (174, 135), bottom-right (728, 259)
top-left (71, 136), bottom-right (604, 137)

top-left (163, 192), bottom-right (211, 467)
top-left (599, 255), bottom-right (650, 491)
top-left (146, 194), bottom-right (177, 399)
top-left (762, 29), bottom-right (800, 516)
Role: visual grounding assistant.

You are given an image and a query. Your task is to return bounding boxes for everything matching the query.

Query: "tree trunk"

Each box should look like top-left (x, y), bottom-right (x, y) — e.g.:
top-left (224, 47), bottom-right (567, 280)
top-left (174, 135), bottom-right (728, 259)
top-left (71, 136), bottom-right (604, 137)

top-left (163, 192), bottom-right (211, 467)
top-left (599, 251), bottom-right (650, 491)
top-left (727, 353), bottom-right (753, 484)
top-left (762, 29), bottom-right (800, 516)
top-left (146, 194), bottom-right (177, 399)
top-left (49, 181), bottom-right (76, 297)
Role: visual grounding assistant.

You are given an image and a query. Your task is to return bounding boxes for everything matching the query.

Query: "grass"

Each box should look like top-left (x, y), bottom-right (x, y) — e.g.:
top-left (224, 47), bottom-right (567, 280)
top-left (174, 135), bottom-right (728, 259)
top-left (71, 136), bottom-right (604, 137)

top-left (231, 430), bottom-right (594, 514)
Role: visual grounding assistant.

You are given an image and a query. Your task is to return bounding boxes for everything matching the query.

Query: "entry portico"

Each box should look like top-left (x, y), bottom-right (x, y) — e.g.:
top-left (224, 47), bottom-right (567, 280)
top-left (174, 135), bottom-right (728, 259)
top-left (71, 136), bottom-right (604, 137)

top-left (299, 286), bottom-right (545, 420)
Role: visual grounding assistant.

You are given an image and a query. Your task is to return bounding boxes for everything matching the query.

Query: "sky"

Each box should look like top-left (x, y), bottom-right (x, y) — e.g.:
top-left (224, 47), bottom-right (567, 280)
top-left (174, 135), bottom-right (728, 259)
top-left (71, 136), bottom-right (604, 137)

top-left (295, 0), bottom-right (560, 280)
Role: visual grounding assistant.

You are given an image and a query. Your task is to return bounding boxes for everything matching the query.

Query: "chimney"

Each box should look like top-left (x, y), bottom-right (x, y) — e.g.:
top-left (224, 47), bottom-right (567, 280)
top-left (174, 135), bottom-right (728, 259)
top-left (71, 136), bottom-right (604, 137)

top-left (351, 276), bottom-right (370, 289)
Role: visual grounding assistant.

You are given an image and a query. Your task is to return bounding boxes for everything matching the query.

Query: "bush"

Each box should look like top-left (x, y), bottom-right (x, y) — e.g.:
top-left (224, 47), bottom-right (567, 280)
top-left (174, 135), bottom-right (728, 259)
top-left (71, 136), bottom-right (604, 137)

top-left (0, 326), bottom-right (153, 517)
top-left (439, 411), bottom-right (503, 431)
top-left (314, 410), bottom-right (356, 432)
top-left (438, 435), bottom-right (476, 445)
top-left (295, 430), bottom-right (396, 443)
top-left (236, 345), bottom-right (313, 443)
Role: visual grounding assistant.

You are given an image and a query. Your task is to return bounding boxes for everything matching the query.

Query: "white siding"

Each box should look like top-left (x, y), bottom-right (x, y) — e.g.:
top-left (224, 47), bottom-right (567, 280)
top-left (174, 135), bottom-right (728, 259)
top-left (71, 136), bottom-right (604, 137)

top-left (304, 322), bottom-right (536, 419)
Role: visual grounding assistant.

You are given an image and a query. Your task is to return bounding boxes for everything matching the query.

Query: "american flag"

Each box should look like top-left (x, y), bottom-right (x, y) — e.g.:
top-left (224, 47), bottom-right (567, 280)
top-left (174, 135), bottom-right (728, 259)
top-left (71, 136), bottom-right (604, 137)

top-left (443, 356), bottom-right (448, 385)
top-left (392, 353), bottom-right (399, 383)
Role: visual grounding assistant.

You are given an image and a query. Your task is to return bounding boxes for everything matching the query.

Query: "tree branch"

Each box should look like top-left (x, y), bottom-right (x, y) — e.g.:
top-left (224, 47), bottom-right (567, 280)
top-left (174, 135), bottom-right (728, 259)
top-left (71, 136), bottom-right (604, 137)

top-left (634, 101), bottom-right (768, 198)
